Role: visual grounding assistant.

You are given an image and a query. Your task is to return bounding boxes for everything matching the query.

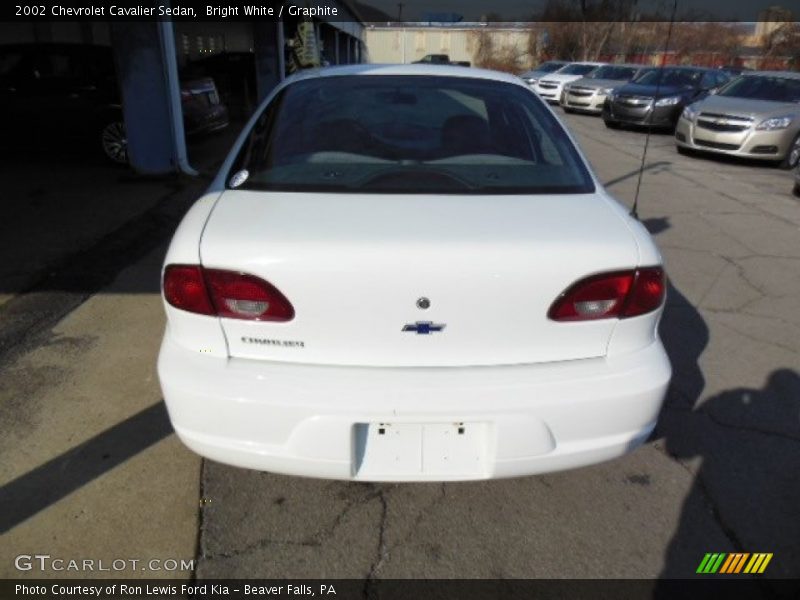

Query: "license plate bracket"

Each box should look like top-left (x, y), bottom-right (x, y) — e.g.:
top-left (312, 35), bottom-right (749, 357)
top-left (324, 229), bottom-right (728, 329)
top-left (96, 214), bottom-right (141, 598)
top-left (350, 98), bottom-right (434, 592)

top-left (354, 422), bottom-right (488, 479)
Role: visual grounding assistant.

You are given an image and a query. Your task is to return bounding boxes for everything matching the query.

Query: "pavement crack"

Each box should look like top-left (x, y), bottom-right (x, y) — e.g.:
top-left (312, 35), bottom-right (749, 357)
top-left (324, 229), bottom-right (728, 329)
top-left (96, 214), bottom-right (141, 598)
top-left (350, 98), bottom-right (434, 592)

top-left (192, 459), bottom-right (208, 580)
top-left (201, 484), bottom-right (388, 563)
top-left (203, 537), bottom-right (321, 562)
top-left (662, 403), bottom-right (800, 444)
top-left (366, 487), bottom-right (390, 580)
top-left (699, 408), bottom-right (800, 444)
top-left (651, 439), bottom-right (746, 555)
top-left (712, 317), bottom-right (800, 355)
top-left (391, 482), bottom-right (448, 551)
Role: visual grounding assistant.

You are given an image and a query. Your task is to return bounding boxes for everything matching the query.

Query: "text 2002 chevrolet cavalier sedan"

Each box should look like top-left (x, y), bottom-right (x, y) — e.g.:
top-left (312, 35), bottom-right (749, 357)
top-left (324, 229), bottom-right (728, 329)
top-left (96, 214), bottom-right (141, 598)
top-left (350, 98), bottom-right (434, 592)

top-left (158, 64), bottom-right (671, 481)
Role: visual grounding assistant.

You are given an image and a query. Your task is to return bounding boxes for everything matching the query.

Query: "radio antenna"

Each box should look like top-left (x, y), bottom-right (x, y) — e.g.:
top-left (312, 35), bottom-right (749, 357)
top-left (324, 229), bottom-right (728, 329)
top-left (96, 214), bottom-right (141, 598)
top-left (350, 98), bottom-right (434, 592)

top-left (630, 0), bottom-right (678, 220)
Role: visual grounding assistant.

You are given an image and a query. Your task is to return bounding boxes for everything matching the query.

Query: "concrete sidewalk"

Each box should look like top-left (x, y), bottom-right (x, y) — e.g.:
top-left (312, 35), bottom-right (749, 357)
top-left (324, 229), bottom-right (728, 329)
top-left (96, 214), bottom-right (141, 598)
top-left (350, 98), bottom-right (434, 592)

top-left (0, 127), bottom-right (240, 579)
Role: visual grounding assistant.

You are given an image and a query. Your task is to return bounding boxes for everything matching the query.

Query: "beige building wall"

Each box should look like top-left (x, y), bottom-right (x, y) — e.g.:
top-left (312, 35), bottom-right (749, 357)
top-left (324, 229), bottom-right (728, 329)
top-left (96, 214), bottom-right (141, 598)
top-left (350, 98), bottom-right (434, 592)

top-left (365, 27), bottom-right (535, 66)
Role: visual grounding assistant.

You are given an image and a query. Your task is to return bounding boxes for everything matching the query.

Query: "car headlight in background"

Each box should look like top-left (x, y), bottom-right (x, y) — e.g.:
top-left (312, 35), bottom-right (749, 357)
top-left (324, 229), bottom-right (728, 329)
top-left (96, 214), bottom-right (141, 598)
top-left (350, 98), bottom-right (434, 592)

top-left (600, 87), bottom-right (614, 96)
top-left (655, 95), bottom-right (682, 107)
top-left (524, 78), bottom-right (537, 85)
top-left (755, 115), bottom-right (793, 131)
top-left (681, 104), bottom-right (699, 121)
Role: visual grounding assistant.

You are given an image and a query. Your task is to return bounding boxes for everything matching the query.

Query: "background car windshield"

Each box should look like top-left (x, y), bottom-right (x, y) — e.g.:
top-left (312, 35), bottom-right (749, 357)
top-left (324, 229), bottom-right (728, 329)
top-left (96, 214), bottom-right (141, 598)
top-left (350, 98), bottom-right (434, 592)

top-left (557, 64), bottom-right (598, 76)
top-left (633, 68), bottom-right (702, 87)
top-left (718, 76), bottom-right (800, 103)
top-left (230, 75), bottom-right (594, 194)
top-left (537, 62), bottom-right (566, 73)
top-left (587, 66), bottom-right (638, 80)
top-left (0, 50), bottom-right (23, 77)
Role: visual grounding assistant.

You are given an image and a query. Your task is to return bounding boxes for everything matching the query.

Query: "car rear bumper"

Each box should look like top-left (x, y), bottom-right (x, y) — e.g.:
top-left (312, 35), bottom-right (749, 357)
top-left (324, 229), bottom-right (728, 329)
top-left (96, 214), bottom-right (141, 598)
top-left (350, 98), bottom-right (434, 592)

top-left (674, 117), bottom-right (792, 160)
top-left (184, 105), bottom-right (229, 136)
top-left (158, 335), bottom-right (670, 481)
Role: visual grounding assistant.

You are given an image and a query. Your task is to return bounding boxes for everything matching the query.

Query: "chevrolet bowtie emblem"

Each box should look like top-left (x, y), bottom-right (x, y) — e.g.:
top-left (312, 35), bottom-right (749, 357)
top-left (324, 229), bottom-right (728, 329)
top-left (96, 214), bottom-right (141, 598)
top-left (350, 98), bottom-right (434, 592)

top-left (402, 321), bottom-right (446, 335)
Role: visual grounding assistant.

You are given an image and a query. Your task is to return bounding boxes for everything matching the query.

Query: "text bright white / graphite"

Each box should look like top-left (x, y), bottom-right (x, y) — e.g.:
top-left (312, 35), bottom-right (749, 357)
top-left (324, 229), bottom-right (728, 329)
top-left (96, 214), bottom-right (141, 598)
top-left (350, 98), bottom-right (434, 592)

top-left (207, 4), bottom-right (340, 17)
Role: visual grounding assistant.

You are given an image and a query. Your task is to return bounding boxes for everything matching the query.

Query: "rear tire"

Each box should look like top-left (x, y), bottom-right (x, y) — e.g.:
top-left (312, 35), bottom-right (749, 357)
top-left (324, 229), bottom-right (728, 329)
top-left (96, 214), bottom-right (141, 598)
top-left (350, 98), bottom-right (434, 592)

top-left (793, 182), bottom-right (800, 198)
top-left (779, 132), bottom-right (800, 170)
top-left (604, 118), bottom-right (620, 130)
top-left (99, 119), bottom-right (128, 165)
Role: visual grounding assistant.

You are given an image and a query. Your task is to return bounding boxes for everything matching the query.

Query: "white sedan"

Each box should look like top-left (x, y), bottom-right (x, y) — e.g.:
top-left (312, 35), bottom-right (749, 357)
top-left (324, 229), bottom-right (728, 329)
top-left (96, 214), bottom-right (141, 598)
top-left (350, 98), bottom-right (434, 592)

top-left (158, 64), bottom-right (671, 481)
top-left (534, 62), bottom-right (605, 104)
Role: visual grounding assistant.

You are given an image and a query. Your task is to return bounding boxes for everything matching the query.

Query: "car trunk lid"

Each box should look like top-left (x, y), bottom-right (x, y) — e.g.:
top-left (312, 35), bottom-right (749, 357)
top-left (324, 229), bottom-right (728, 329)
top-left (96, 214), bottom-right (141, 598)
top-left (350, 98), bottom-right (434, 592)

top-left (199, 190), bottom-right (640, 367)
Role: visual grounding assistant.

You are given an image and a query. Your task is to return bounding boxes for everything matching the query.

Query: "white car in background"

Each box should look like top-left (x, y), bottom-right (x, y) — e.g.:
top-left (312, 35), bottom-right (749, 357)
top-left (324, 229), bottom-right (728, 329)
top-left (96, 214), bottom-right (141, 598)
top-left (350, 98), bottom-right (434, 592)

top-left (534, 62), bottom-right (605, 104)
top-left (158, 64), bottom-right (671, 482)
top-left (519, 60), bottom-right (570, 86)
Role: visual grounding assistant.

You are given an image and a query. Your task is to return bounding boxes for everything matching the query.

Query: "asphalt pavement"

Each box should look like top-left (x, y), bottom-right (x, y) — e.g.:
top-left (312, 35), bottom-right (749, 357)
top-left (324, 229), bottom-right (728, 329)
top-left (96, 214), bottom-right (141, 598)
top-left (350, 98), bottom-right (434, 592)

top-left (0, 110), bottom-right (798, 586)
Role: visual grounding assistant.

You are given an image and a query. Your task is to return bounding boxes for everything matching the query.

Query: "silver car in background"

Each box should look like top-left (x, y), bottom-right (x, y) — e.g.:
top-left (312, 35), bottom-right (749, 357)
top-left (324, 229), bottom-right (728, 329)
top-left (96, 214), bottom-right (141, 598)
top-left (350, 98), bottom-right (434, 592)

top-left (561, 64), bottom-right (651, 115)
top-left (675, 71), bottom-right (800, 169)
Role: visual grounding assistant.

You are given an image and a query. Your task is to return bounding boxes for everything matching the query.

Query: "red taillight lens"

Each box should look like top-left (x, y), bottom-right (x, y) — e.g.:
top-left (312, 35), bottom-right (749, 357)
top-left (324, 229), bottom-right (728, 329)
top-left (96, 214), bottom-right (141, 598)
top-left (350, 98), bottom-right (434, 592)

top-left (205, 269), bottom-right (294, 321)
top-left (163, 265), bottom-right (214, 315)
top-left (549, 267), bottom-right (665, 321)
top-left (163, 265), bottom-right (294, 321)
top-left (620, 267), bottom-right (666, 318)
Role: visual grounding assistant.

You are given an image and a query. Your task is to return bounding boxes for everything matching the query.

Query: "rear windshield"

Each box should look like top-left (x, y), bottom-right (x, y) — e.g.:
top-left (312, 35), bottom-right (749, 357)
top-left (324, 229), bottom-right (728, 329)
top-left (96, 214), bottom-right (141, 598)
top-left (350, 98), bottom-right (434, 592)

top-left (229, 75), bottom-right (595, 195)
top-left (718, 75), bottom-right (800, 103)
top-left (587, 66), bottom-right (639, 81)
top-left (633, 68), bottom-right (703, 87)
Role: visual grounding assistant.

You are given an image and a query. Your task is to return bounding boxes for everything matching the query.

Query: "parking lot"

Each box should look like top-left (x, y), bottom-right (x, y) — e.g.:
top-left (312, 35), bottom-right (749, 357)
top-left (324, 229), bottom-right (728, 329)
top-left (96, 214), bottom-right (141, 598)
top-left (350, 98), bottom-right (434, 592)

top-left (1, 108), bottom-right (798, 584)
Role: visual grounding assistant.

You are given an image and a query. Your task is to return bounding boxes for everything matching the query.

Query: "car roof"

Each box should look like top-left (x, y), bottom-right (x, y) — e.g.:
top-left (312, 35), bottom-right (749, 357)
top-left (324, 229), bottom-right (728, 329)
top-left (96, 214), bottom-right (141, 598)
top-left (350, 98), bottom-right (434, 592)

top-left (660, 65), bottom-right (714, 72)
top-left (284, 63), bottom-right (529, 87)
top-left (599, 63), bottom-right (649, 69)
top-left (745, 70), bottom-right (800, 80)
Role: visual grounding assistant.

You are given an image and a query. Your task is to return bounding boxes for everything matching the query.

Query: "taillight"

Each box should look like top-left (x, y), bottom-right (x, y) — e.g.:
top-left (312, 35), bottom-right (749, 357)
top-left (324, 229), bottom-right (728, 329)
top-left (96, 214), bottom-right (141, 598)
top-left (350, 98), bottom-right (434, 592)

top-left (621, 267), bottom-right (666, 318)
top-left (548, 267), bottom-right (665, 321)
top-left (163, 265), bottom-right (214, 315)
top-left (163, 265), bottom-right (294, 321)
top-left (205, 269), bottom-right (294, 321)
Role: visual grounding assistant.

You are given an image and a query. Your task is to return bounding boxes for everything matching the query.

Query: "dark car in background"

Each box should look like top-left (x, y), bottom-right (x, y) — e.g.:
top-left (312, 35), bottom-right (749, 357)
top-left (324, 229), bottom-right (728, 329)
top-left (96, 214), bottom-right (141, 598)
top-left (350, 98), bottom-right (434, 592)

top-left (795, 164), bottom-right (800, 196)
top-left (182, 51), bottom-right (257, 119)
top-left (412, 54), bottom-right (471, 67)
top-left (561, 64), bottom-right (650, 114)
top-left (519, 60), bottom-right (569, 86)
top-left (718, 66), bottom-right (752, 77)
top-left (603, 66), bottom-right (731, 131)
top-left (0, 43), bottom-right (229, 164)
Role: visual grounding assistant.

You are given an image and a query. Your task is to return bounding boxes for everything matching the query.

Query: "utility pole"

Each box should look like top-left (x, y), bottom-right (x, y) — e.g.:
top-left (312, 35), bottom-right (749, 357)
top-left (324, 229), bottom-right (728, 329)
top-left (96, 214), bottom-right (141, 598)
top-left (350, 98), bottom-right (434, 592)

top-left (397, 3), bottom-right (404, 21)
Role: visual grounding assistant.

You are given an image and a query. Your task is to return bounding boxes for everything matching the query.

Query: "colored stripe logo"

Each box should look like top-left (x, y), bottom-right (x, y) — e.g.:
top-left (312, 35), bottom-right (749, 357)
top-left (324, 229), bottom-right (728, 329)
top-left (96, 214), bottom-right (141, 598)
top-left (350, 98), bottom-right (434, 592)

top-left (697, 553), bottom-right (773, 574)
